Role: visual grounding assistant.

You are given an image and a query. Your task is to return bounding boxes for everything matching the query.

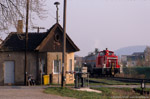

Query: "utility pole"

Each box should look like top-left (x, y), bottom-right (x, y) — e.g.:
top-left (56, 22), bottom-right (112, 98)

top-left (33, 27), bottom-right (45, 33)
top-left (54, 2), bottom-right (60, 85)
top-left (61, 0), bottom-right (67, 88)
top-left (54, 2), bottom-right (60, 23)
top-left (25, 0), bottom-right (29, 86)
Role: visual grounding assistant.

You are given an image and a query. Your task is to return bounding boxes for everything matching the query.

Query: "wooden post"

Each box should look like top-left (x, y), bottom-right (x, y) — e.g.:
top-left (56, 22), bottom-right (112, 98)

top-left (25, 0), bottom-right (29, 86)
top-left (61, 0), bottom-right (67, 88)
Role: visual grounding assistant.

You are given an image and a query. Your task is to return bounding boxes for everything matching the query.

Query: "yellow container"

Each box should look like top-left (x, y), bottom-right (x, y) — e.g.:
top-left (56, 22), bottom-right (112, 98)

top-left (43, 75), bottom-right (49, 85)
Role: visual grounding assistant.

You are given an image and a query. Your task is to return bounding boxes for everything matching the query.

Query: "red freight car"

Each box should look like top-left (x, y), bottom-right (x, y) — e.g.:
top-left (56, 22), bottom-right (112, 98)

top-left (83, 48), bottom-right (120, 76)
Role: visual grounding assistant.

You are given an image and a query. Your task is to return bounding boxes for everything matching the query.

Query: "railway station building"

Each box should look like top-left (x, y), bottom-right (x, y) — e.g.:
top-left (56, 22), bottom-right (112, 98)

top-left (0, 22), bottom-right (79, 85)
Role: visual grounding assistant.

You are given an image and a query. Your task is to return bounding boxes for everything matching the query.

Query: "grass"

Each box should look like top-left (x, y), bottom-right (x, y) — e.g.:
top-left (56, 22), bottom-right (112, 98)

top-left (91, 87), bottom-right (141, 97)
top-left (44, 87), bottom-right (105, 99)
top-left (50, 83), bottom-right (75, 86)
top-left (44, 87), bottom-right (144, 99)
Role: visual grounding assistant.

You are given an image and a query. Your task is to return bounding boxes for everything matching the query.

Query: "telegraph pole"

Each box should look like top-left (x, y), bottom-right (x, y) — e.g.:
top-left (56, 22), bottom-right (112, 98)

top-left (25, 0), bottom-right (29, 86)
top-left (54, 2), bottom-right (60, 85)
top-left (62, 0), bottom-right (67, 88)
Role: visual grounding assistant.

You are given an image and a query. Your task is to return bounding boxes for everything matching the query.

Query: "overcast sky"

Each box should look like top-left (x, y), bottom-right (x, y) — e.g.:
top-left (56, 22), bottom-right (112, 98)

top-left (11, 0), bottom-right (150, 56)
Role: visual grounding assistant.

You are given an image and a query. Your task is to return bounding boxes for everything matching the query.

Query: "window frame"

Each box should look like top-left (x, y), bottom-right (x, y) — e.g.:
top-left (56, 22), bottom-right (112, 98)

top-left (69, 59), bottom-right (72, 72)
top-left (53, 60), bottom-right (61, 74)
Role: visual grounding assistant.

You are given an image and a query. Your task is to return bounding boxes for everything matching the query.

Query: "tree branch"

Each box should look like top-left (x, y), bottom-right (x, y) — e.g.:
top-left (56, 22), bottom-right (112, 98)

top-left (0, 2), bottom-right (7, 8)
top-left (7, 0), bottom-right (23, 18)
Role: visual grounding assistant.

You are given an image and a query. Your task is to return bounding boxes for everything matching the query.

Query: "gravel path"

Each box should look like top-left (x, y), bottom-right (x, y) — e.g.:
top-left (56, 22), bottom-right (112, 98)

top-left (0, 86), bottom-right (74, 99)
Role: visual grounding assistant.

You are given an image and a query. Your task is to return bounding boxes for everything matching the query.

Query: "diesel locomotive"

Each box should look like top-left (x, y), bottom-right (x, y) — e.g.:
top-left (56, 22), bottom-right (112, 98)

top-left (83, 48), bottom-right (120, 76)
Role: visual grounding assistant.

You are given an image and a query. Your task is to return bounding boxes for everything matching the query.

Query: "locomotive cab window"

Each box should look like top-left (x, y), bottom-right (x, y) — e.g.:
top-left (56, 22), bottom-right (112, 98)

top-left (100, 52), bottom-right (104, 56)
top-left (109, 52), bottom-right (113, 56)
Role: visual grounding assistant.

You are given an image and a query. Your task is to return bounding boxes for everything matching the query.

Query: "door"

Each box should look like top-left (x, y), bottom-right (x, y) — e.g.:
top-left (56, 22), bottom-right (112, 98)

top-left (4, 61), bottom-right (15, 84)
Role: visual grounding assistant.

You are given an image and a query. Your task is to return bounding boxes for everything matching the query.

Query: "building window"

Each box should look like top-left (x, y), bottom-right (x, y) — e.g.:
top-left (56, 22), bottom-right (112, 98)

top-left (53, 60), bottom-right (61, 74)
top-left (41, 59), bottom-right (46, 74)
top-left (69, 59), bottom-right (72, 71)
top-left (39, 59), bottom-right (46, 74)
top-left (42, 64), bottom-right (46, 74)
top-left (54, 33), bottom-right (60, 42)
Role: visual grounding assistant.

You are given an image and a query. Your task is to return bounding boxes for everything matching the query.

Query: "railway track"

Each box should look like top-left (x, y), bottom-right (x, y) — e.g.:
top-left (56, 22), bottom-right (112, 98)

top-left (105, 77), bottom-right (150, 83)
top-left (89, 77), bottom-right (150, 83)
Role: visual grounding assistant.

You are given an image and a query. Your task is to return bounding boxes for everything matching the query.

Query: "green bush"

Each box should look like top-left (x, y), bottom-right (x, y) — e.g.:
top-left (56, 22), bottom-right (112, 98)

top-left (123, 67), bottom-right (150, 79)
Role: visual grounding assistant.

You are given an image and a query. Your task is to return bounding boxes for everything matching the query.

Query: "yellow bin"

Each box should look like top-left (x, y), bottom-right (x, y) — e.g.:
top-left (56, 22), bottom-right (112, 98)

top-left (43, 75), bottom-right (49, 85)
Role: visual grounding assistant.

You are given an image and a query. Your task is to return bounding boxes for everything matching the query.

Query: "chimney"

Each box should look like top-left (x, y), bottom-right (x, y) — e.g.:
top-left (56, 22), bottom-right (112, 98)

top-left (17, 20), bottom-right (23, 33)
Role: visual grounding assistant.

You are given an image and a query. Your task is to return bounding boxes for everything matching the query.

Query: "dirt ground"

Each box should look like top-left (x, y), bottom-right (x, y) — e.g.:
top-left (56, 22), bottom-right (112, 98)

top-left (0, 86), bottom-right (73, 99)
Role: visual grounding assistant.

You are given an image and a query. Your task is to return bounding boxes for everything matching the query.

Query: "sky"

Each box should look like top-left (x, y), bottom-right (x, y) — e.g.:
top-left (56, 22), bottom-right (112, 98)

top-left (4, 0), bottom-right (150, 56)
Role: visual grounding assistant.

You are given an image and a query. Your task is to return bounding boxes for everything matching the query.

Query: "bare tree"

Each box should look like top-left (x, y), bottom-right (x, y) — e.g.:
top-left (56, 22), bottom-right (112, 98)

top-left (0, 0), bottom-right (46, 33)
top-left (144, 46), bottom-right (150, 66)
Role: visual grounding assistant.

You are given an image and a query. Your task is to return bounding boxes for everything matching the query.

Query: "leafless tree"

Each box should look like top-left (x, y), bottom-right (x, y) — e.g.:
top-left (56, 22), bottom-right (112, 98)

top-left (144, 46), bottom-right (150, 66)
top-left (0, 0), bottom-right (46, 33)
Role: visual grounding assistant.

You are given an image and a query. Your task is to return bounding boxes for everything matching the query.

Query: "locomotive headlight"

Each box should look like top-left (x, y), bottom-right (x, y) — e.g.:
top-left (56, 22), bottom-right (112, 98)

top-left (103, 64), bottom-right (106, 68)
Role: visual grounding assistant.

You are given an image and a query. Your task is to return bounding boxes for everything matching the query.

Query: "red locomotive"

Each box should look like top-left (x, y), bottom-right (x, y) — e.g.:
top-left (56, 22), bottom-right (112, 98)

top-left (83, 48), bottom-right (120, 76)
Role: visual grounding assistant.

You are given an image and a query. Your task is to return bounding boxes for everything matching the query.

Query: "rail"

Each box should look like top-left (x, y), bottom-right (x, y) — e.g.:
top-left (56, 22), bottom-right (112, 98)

top-left (89, 77), bottom-right (150, 83)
